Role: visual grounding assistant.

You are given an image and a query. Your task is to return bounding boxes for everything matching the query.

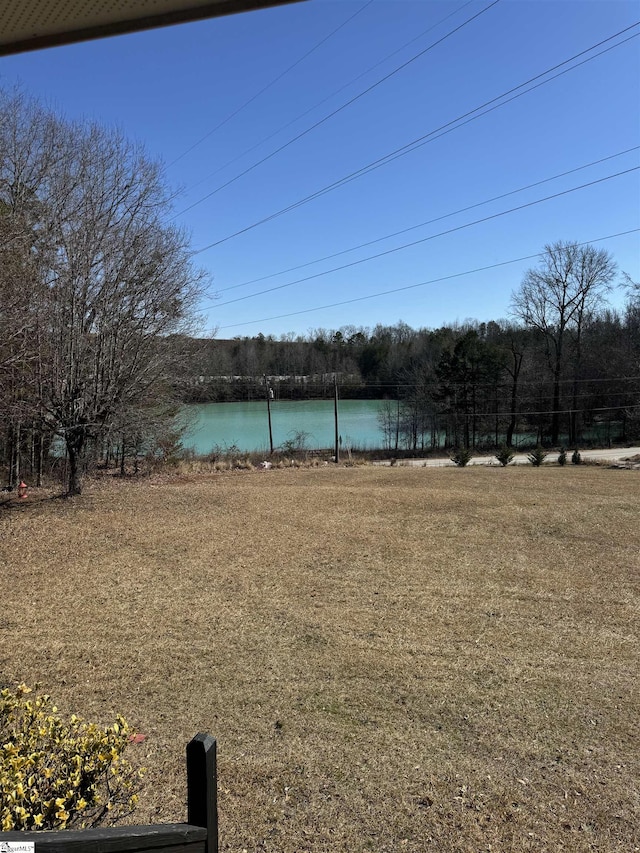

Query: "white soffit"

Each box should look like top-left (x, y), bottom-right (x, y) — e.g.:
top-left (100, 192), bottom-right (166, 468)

top-left (0, 0), bottom-right (305, 56)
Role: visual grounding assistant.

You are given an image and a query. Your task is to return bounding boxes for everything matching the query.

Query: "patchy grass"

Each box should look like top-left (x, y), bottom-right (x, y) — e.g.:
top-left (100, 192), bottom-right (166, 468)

top-left (1, 466), bottom-right (639, 852)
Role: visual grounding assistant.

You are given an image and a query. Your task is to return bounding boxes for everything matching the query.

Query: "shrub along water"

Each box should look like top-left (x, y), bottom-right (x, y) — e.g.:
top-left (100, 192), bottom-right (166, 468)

top-left (496, 445), bottom-right (516, 466)
top-left (450, 447), bottom-right (473, 467)
top-left (528, 446), bottom-right (548, 467)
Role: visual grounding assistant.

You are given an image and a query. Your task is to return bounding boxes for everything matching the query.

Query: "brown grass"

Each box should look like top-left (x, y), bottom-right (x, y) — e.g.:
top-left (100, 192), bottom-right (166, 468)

top-left (1, 466), bottom-right (639, 852)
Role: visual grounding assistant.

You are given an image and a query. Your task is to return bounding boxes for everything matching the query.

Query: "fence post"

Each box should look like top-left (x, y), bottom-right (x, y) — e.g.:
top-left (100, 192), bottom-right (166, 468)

top-left (186, 733), bottom-right (218, 853)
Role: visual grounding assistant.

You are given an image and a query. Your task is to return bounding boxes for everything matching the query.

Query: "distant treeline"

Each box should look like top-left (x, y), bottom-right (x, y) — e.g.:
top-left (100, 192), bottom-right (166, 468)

top-left (181, 249), bottom-right (639, 451)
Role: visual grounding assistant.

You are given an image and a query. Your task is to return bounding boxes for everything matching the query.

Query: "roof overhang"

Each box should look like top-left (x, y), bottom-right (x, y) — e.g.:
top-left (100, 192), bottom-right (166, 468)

top-left (0, 0), bottom-right (306, 57)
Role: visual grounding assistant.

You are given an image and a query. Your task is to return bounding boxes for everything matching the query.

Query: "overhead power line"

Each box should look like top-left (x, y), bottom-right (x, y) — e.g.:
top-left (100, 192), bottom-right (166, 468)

top-left (180, 0), bottom-right (477, 195)
top-left (175, 0), bottom-right (503, 219)
top-left (212, 228), bottom-right (640, 330)
top-left (249, 392), bottom-right (638, 409)
top-left (166, 0), bottom-right (375, 168)
top-left (438, 402), bottom-right (640, 419)
top-left (209, 168), bottom-right (639, 308)
top-left (212, 146), bottom-right (640, 295)
top-left (253, 399), bottom-right (640, 420)
top-left (360, 376), bottom-right (640, 391)
top-left (381, 402), bottom-right (640, 419)
top-left (192, 22), bottom-right (640, 253)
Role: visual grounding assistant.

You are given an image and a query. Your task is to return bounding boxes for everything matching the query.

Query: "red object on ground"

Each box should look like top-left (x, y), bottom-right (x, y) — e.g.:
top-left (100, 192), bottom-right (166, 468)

top-left (129, 733), bottom-right (146, 743)
top-left (18, 480), bottom-right (27, 499)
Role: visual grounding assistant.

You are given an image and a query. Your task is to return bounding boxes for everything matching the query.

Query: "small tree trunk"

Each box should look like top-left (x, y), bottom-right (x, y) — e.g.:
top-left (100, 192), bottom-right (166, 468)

top-left (67, 447), bottom-right (82, 494)
top-left (506, 344), bottom-right (523, 447)
top-left (395, 396), bottom-right (399, 451)
top-left (6, 426), bottom-right (16, 488)
top-left (12, 422), bottom-right (21, 487)
top-left (35, 430), bottom-right (44, 487)
top-left (66, 430), bottom-right (85, 495)
top-left (551, 363), bottom-right (562, 445)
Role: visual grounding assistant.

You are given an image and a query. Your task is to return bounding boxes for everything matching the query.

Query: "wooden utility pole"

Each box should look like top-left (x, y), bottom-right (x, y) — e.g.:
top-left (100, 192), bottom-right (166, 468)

top-left (334, 375), bottom-right (339, 463)
top-left (265, 375), bottom-right (274, 454)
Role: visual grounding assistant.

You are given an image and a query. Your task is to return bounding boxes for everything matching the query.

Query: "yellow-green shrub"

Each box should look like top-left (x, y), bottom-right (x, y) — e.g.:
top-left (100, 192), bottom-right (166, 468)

top-left (1, 683), bottom-right (143, 831)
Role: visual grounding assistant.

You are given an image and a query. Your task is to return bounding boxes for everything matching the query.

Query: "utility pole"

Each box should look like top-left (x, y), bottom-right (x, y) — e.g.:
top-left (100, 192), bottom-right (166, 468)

top-left (334, 375), bottom-right (339, 463)
top-left (264, 375), bottom-right (274, 454)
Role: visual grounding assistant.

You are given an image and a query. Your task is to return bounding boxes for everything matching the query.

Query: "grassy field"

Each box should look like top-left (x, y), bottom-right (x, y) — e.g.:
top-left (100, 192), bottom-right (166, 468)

top-left (1, 465), bottom-right (638, 852)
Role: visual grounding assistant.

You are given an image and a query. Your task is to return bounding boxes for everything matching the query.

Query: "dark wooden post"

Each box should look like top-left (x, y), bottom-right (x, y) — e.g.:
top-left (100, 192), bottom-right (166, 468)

top-left (187, 733), bottom-right (218, 853)
top-left (334, 376), bottom-right (340, 463)
top-left (265, 375), bottom-right (274, 454)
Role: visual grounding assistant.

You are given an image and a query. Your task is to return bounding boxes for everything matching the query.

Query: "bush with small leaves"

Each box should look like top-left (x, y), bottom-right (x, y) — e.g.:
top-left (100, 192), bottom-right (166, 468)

top-left (557, 447), bottom-right (567, 466)
top-left (280, 430), bottom-right (312, 456)
top-left (495, 445), bottom-right (515, 467)
top-left (0, 683), bottom-right (144, 831)
top-left (527, 446), bottom-right (547, 467)
top-left (572, 449), bottom-right (582, 465)
top-left (450, 447), bottom-right (473, 467)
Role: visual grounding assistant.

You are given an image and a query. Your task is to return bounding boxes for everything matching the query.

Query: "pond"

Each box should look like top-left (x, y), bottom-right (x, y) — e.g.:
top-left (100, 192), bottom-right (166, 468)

top-left (181, 400), bottom-right (616, 456)
top-left (182, 399), bottom-right (386, 454)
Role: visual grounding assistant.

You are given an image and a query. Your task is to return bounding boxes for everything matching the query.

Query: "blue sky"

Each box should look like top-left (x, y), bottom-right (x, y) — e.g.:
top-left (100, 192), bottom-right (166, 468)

top-left (2, 0), bottom-right (639, 338)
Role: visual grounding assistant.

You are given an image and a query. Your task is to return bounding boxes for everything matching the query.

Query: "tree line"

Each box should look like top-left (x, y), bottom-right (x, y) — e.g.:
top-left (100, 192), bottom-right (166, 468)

top-left (187, 244), bottom-right (639, 451)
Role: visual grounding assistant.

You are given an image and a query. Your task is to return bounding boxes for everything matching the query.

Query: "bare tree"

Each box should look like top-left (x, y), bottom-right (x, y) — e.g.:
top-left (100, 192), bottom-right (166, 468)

top-left (0, 178), bottom-right (48, 486)
top-left (0, 90), bottom-right (204, 493)
top-left (499, 324), bottom-right (528, 448)
top-left (511, 241), bottom-right (616, 445)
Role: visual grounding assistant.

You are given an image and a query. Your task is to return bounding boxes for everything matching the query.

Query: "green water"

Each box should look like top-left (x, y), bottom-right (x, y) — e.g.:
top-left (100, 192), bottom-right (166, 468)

top-left (183, 399), bottom-right (386, 454)
top-left (181, 401), bottom-right (621, 456)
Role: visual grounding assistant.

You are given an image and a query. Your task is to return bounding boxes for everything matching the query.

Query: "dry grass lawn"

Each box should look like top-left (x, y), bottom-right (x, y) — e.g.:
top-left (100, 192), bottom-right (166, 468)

top-left (1, 465), bottom-right (639, 852)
